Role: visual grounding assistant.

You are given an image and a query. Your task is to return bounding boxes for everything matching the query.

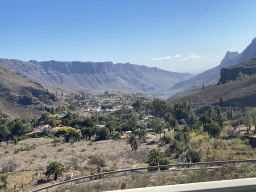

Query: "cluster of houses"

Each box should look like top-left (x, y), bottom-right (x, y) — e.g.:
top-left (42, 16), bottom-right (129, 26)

top-left (33, 124), bottom-right (65, 133)
top-left (83, 104), bottom-right (133, 113)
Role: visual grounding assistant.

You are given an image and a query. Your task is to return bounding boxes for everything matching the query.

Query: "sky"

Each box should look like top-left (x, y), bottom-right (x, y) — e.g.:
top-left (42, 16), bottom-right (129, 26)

top-left (1, 0), bottom-right (256, 74)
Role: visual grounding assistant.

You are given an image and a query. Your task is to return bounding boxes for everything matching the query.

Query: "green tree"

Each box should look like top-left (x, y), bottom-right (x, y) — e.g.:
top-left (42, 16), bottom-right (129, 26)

top-left (174, 101), bottom-right (193, 121)
top-left (105, 120), bottom-right (116, 134)
top-left (231, 120), bottom-right (240, 132)
top-left (81, 127), bottom-right (93, 140)
top-left (45, 161), bottom-right (65, 180)
top-left (0, 119), bottom-right (10, 141)
top-left (153, 99), bottom-right (171, 117)
top-left (10, 118), bottom-right (33, 136)
top-left (96, 127), bottom-right (110, 140)
top-left (174, 125), bottom-right (190, 147)
top-left (187, 149), bottom-right (201, 163)
top-left (187, 114), bottom-right (200, 130)
top-left (147, 149), bottom-right (170, 171)
top-left (199, 113), bottom-right (212, 128)
top-left (135, 128), bottom-right (147, 141)
top-left (245, 114), bottom-right (252, 131)
top-left (66, 129), bottom-right (81, 142)
top-left (38, 112), bottom-right (52, 125)
top-left (129, 134), bottom-right (140, 151)
top-left (126, 115), bottom-right (138, 133)
top-left (252, 115), bottom-right (256, 130)
top-left (169, 117), bottom-right (178, 131)
top-left (204, 124), bottom-right (222, 138)
top-left (227, 107), bottom-right (234, 120)
top-left (219, 97), bottom-right (223, 111)
top-left (144, 102), bottom-right (153, 115)
top-left (155, 122), bottom-right (166, 138)
top-left (132, 100), bottom-right (143, 112)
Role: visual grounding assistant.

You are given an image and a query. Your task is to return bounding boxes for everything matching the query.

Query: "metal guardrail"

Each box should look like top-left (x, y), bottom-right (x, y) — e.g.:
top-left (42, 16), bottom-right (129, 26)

top-left (31, 159), bottom-right (256, 192)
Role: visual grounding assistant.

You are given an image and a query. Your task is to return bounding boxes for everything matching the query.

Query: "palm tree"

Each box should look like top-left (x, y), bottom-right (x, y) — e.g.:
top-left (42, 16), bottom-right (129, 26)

top-left (129, 134), bottom-right (140, 151)
top-left (147, 149), bottom-right (170, 171)
top-left (147, 149), bottom-right (165, 166)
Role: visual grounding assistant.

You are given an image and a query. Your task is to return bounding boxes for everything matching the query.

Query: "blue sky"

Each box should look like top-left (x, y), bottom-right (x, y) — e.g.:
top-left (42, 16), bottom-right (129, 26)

top-left (1, 0), bottom-right (255, 74)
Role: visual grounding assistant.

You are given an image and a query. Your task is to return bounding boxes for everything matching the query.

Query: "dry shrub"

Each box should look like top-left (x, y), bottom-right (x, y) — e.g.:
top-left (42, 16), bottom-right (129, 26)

top-left (2, 157), bottom-right (18, 172)
top-left (124, 149), bottom-right (148, 163)
top-left (89, 154), bottom-right (106, 167)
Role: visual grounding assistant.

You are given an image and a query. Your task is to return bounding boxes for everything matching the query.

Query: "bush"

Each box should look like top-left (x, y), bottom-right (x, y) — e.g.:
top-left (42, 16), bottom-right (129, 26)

top-left (89, 154), bottom-right (106, 167)
top-left (121, 182), bottom-right (127, 189)
top-left (113, 132), bottom-right (121, 140)
top-left (57, 148), bottom-right (64, 152)
top-left (162, 135), bottom-right (172, 144)
top-left (14, 144), bottom-right (37, 154)
top-left (97, 127), bottom-right (110, 140)
top-left (52, 138), bottom-right (63, 143)
top-left (2, 157), bottom-right (18, 172)
top-left (42, 155), bottom-right (48, 159)
top-left (187, 149), bottom-right (201, 163)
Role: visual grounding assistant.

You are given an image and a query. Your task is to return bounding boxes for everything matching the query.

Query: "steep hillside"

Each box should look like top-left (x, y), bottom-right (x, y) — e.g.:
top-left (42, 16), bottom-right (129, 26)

top-left (170, 37), bottom-right (256, 98)
top-left (0, 66), bottom-right (57, 119)
top-left (219, 57), bottom-right (256, 84)
top-left (169, 73), bottom-right (256, 114)
top-left (0, 59), bottom-right (194, 94)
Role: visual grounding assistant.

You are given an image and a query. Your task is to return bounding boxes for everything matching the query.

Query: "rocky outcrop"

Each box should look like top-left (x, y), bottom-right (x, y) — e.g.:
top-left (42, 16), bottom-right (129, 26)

top-left (219, 57), bottom-right (256, 84)
top-left (170, 51), bottom-right (240, 92)
top-left (170, 37), bottom-right (256, 98)
top-left (0, 65), bottom-right (57, 119)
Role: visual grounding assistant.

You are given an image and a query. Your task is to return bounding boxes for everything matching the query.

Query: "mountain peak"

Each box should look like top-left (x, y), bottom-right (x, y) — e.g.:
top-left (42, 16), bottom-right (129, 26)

top-left (252, 37), bottom-right (256, 43)
top-left (224, 51), bottom-right (239, 60)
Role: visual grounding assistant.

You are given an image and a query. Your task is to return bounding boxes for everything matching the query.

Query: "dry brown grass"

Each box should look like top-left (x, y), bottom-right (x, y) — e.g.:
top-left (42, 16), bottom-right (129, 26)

top-left (55, 162), bottom-right (256, 192)
top-left (0, 136), bottom-right (166, 191)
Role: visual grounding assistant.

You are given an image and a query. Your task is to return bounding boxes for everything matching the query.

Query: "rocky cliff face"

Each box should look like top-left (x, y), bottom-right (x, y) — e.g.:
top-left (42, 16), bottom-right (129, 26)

top-left (219, 57), bottom-right (256, 84)
top-left (169, 37), bottom-right (256, 98)
top-left (0, 65), bottom-right (56, 118)
top-left (169, 51), bottom-right (240, 92)
top-left (0, 59), bottom-right (194, 94)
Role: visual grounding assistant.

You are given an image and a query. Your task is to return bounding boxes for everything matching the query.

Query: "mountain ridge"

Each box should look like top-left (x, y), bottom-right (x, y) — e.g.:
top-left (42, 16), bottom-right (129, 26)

top-left (0, 59), bottom-right (194, 94)
top-left (0, 65), bottom-right (58, 119)
top-left (169, 37), bottom-right (256, 98)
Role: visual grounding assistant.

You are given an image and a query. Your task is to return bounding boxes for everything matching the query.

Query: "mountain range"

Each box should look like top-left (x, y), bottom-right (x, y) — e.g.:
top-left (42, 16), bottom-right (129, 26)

top-left (0, 59), bottom-right (194, 95)
top-left (169, 55), bottom-right (256, 113)
top-left (1, 37), bottom-right (256, 101)
top-left (169, 37), bottom-right (256, 98)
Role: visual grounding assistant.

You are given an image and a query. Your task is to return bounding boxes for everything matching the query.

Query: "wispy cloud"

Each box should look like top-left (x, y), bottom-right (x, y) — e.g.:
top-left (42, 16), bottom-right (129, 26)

top-left (179, 54), bottom-right (202, 62)
top-left (174, 55), bottom-right (180, 58)
top-left (152, 56), bottom-right (172, 60)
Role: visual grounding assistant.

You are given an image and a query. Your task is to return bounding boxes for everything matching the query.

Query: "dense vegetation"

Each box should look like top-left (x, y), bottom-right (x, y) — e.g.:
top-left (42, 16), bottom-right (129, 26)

top-left (2, 93), bottom-right (256, 191)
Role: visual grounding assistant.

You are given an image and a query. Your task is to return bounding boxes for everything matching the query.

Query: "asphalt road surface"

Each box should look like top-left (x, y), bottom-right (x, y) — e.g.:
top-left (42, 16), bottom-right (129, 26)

top-left (108, 177), bottom-right (256, 192)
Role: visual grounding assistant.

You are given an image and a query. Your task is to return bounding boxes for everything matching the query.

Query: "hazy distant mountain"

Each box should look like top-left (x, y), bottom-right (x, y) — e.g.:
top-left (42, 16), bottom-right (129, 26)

top-left (0, 59), bottom-right (194, 94)
top-left (0, 65), bottom-right (56, 119)
top-left (169, 56), bottom-right (256, 114)
top-left (169, 37), bottom-right (256, 98)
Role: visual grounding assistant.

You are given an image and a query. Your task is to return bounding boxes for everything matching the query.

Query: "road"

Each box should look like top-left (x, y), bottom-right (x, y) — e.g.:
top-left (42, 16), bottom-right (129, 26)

top-left (108, 177), bottom-right (256, 192)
